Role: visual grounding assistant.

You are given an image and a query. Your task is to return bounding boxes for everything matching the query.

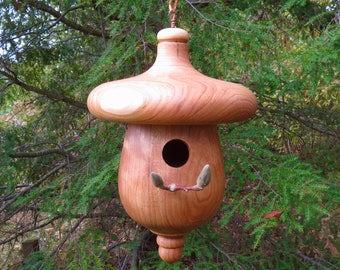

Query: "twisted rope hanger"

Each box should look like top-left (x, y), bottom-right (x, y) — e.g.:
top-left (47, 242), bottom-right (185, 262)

top-left (169, 0), bottom-right (179, 28)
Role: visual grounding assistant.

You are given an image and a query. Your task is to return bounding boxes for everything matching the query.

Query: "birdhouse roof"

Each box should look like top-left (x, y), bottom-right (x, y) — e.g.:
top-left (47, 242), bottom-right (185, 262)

top-left (87, 28), bottom-right (257, 125)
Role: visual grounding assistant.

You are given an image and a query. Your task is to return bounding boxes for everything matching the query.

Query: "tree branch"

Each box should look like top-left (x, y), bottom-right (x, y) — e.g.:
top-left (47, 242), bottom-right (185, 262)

top-left (258, 105), bottom-right (340, 138)
top-left (9, 148), bottom-right (69, 158)
top-left (197, 229), bottom-right (234, 264)
top-left (294, 251), bottom-right (330, 269)
top-left (29, 1), bottom-right (110, 38)
top-left (284, 109), bottom-right (339, 138)
top-left (0, 184), bottom-right (32, 190)
top-left (0, 69), bottom-right (88, 110)
top-left (0, 161), bottom-right (68, 212)
top-left (0, 214), bottom-right (62, 246)
top-left (50, 214), bottom-right (87, 257)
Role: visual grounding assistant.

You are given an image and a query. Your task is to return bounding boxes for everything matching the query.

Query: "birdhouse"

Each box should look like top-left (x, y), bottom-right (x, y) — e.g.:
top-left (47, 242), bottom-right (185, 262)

top-left (87, 28), bottom-right (257, 263)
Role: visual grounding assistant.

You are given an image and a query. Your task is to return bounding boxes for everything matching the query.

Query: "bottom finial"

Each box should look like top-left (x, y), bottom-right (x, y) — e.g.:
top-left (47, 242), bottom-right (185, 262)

top-left (156, 235), bottom-right (185, 263)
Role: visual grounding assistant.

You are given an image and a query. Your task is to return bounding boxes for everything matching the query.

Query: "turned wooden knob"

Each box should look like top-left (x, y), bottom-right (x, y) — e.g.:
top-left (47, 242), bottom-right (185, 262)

top-left (156, 235), bottom-right (185, 263)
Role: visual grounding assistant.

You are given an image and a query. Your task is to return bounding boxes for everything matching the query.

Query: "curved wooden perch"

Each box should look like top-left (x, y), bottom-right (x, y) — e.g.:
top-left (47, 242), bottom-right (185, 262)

top-left (151, 164), bottom-right (211, 192)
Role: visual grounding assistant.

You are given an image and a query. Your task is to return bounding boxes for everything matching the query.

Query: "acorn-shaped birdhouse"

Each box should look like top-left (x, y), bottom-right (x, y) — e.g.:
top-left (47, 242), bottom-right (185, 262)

top-left (87, 28), bottom-right (257, 263)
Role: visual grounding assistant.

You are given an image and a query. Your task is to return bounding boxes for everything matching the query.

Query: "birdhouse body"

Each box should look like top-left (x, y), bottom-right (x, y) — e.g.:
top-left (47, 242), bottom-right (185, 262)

top-left (118, 124), bottom-right (225, 234)
top-left (87, 28), bottom-right (257, 263)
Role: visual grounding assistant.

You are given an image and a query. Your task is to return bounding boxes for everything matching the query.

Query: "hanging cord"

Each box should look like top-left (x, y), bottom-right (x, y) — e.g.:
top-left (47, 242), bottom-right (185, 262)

top-left (168, 0), bottom-right (179, 28)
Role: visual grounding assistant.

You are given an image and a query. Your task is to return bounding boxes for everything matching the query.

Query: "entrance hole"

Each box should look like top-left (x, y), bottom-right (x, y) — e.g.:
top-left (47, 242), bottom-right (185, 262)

top-left (162, 139), bottom-right (189, 168)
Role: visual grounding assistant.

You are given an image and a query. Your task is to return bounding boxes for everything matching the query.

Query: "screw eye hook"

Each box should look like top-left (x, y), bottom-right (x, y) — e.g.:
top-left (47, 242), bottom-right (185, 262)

top-left (168, 0), bottom-right (179, 28)
top-left (151, 164), bottom-right (211, 192)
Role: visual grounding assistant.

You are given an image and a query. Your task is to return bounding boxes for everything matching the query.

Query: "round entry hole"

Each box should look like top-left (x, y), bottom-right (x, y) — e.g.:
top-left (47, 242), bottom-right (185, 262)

top-left (162, 139), bottom-right (189, 168)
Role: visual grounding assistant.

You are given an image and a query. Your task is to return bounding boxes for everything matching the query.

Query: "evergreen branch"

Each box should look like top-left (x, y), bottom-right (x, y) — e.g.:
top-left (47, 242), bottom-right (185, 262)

top-left (196, 229), bottom-right (238, 267)
top-left (9, 148), bottom-right (69, 158)
top-left (249, 164), bottom-right (282, 198)
top-left (0, 161), bottom-right (68, 212)
top-left (50, 214), bottom-right (87, 258)
top-left (185, 0), bottom-right (249, 33)
top-left (258, 105), bottom-right (339, 138)
top-left (294, 251), bottom-right (335, 269)
top-left (0, 214), bottom-right (62, 246)
top-left (0, 210), bottom-right (124, 246)
top-left (0, 69), bottom-right (88, 110)
top-left (284, 109), bottom-right (339, 138)
top-left (105, 240), bottom-right (129, 253)
top-left (45, 5), bottom-right (88, 32)
top-left (0, 184), bottom-right (32, 190)
top-left (29, 1), bottom-right (110, 38)
top-left (50, 200), bottom-right (106, 258)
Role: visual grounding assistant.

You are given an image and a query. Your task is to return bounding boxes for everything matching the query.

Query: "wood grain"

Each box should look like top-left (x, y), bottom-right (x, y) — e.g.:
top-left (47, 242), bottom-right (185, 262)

top-left (87, 28), bottom-right (257, 125)
top-left (118, 125), bottom-right (225, 235)
top-left (88, 27), bottom-right (258, 263)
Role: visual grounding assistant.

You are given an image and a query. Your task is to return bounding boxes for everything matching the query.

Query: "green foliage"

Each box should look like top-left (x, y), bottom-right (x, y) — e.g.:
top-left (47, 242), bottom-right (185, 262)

top-left (21, 251), bottom-right (54, 270)
top-left (1, 0), bottom-right (339, 269)
top-left (220, 120), bottom-right (334, 227)
top-left (218, 119), bottom-right (339, 267)
top-left (62, 229), bottom-right (116, 270)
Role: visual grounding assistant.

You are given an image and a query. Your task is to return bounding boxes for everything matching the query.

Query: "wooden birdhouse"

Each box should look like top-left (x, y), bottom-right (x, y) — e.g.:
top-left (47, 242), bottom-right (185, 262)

top-left (87, 27), bottom-right (257, 263)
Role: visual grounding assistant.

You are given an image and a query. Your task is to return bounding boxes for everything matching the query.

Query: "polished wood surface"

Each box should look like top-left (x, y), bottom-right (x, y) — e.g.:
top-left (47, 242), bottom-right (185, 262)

top-left (87, 27), bottom-right (258, 263)
top-left (118, 125), bottom-right (225, 262)
top-left (87, 28), bottom-right (257, 125)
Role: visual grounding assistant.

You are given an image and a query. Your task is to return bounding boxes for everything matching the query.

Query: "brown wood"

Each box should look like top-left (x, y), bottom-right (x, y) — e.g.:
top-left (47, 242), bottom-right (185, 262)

top-left (118, 124), bottom-right (225, 262)
top-left (87, 27), bottom-right (257, 263)
top-left (87, 28), bottom-right (257, 125)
